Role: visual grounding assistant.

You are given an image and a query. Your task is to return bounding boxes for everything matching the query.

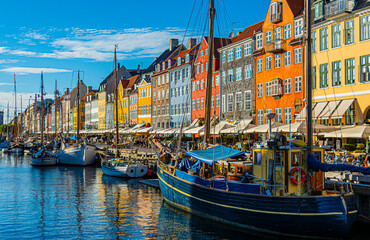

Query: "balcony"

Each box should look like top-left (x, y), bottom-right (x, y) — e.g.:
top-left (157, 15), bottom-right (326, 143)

top-left (265, 39), bottom-right (286, 53)
top-left (325, 0), bottom-right (355, 18)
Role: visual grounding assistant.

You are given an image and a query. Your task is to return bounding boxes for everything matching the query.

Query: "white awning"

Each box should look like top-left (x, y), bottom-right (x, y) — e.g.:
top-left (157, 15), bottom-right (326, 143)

top-left (331, 99), bottom-right (355, 119)
top-left (295, 106), bottom-right (307, 121)
top-left (318, 100), bottom-right (341, 120)
top-left (220, 119), bottom-right (254, 134)
top-left (244, 122), bottom-right (285, 134)
top-left (272, 121), bottom-right (336, 134)
top-left (136, 127), bottom-right (152, 134)
top-left (312, 102), bottom-right (328, 118)
top-left (183, 126), bottom-right (204, 134)
top-left (324, 125), bottom-right (370, 139)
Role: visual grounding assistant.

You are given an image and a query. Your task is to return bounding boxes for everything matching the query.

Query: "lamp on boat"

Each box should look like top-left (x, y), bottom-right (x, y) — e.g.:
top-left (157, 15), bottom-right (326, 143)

top-left (265, 113), bottom-right (276, 140)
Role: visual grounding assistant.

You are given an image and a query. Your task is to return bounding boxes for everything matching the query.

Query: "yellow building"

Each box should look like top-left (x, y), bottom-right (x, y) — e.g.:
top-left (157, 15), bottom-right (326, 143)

top-left (310, 1), bottom-right (370, 125)
top-left (98, 91), bottom-right (106, 130)
top-left (117, 80), bottom-right (129, 126)
top-left (137, 78), bottom-right (152, 126)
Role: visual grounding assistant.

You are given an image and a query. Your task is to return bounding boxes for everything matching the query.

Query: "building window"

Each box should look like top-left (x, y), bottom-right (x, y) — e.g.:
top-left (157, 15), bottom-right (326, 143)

top-left (244, 91), bottom-right (251, 110)
top-left (360, 15), bottom-right (370, 41)
top-left (344, 20), bottom-right (355, 45)
top-left (196, 98), bottom-right (200, 110)
top-left (192, 99), bottom-right (195, 111)
top-left (235, 46), bottom-right (242, 59)
top-left (245, 64), bottom-right (252, 78)
top-left (222, 71), bottom-right (226, 84)
top-left (236, 67), bottom-right (242, 81)
top-left (332, 61), bottom-right (341, 86)
top-left (266, 56), bottom-right (272, 70)
top-left (320, 63), bottom-right (329, 88)
top-left (284, 107), bottom-right (292, 124)
top-left (294, 48), bottom-right (302, 64)
top-left (294, 76), bottom-right (302, 93)
top-left (265, 82), bottom-right (271, 96)
top-left (256, 33), bottom-right (263, 49)
top-left (360, 54), bottom-right (370, 83)
top-left (257, 109), bottom-right (263, 125)
top-left (200, 79), bottom-right (204, 89)
top-left (227, 94), bottom-right (234, 112)
top-left (201, 98), bottom-right (204, 109)
top-left (244, 42), bottom-right (251, 56)
top-left (257, 83), bottom-right (263, 97)
top-left (200, 50), bottom-right (204, 57)
top-left (284, 24), bottom-right (291, 39)
top-left (273, 50), bottom-right (281, 68)
top-left (222, 95), bottom-right (226, 113)
top-left (228, 49), bottom-right (234, 62)
top-left (265, 31), bottom-right (272, 45)
top-left (312, 31), bottom-right (316, 54)
top-left (284, 78), bottom-right (291, 94)
top-left (211, 96), bottom-right (214, 108)
top-left (177, 57), bottom-right (181, 66)
top-left (332, 24), bottom-right (341, 48)
top-left (201, 64), bottom-right (204, 73)
top-left (345, 58), bottom-right (355, 85)
top-left (227, 69), bottom-right (234, 82)
top-left (235, 92), bottom-right (242, 111)
top-left (196, 81), bottom-right (199, 90)
top-left (284, 51), bottom-right (291, 66)
top-left (216, 95), bottom-right (220, 107)
top-left (270, 2), bottom-right (281, 22)
top-left (275, 108), bottom-right (282, 123)
top-left (257, 58), bottom-right (263, 72)
top-left (196, 65), bottom-right (200, 74)
top-left (157, 106), bottom-right (161, 116)
top-left (215, 75), bottom-right (220, 86)
top-left (205, 48), bottom-right (208, 55)
top-left (320, 27), bottom-right (328, 51)
top-left (294, 18), bottom-right (303, 38)
top-left (314, 1), bottom-right (324, 19)
top-left (222, 52), bottom-right (226, 63)
top-left (312, 66), bottom-right (317, 90)
top-left (153, 106), bottom-right (156, 116)
top-left (192, 82), bottom-right (195, 91)
top-left (345, 103), bottom-right (355, 125)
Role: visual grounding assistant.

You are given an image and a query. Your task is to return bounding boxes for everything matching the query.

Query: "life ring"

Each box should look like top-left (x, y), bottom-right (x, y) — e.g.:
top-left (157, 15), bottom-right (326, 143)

top-left (290, 167), bottom-right (306, 185)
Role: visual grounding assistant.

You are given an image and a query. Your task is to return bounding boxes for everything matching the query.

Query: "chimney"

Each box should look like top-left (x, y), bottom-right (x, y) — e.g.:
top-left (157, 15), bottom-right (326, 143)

top-left (237, 32), bottom-right (242, 36)
top-left (66, 88), bottom-right (70, 94)
top-left (137, 64), bottom-right (140, 74)
top-left (229, 32), bottom-right (235, 38)
top-left (117, 63), bottom-right (120, 69)
top-left (88, 86), bottom-right (92, 92)
top-left (188, 38), bottom-right (197, 49)
top-left (170, 38), bottom-right (179, 51)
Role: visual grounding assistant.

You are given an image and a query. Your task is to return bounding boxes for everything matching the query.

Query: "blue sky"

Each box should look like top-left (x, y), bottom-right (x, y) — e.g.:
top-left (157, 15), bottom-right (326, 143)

top-left (0, 0), bottom-right (269, 121)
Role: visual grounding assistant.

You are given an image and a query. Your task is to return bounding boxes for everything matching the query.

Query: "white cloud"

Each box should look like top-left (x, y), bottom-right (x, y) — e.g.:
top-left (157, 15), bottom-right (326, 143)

top-left (9, 50), bottom-right (37, 56)
top-left (24, 31), bottom-right (48, 40)
top-left (0, 59), bottom-right (19, 64)
top-left (0, 47), bottom-right (8, 53)
top-left (0, 67), bottom-right (71, 75)
top-left (0, 83), bottom-right (13, 86)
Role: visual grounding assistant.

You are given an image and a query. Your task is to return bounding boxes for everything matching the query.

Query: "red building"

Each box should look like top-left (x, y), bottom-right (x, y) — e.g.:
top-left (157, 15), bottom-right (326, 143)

top-left (191, 37), bottom-right (229, 121)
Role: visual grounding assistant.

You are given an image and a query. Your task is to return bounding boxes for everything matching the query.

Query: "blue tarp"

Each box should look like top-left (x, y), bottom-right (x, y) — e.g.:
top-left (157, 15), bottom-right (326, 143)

top-left (68, 135), bottom-right (77, 141)
top-left (175, 170), bottom-right (261, 194)
top-left (177, 158), bottom-right (201, 173)
top-left (185, 145), bottom-right (245, 166)
top-left (308, 154), bottom-right (370, 175)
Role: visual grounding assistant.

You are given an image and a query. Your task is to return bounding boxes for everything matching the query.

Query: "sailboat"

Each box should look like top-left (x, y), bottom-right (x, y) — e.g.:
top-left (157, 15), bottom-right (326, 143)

top-left (31, 72), bottom-right (57, 166)
top-left (57, 71), bottom-right (96, 166)
top-left (155, 0), bottom-right (362, 238)
top-left (101, 46), bottom-right (148, 178)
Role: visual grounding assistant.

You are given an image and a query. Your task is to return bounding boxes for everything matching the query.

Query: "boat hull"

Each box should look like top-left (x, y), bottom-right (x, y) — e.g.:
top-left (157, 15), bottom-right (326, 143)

top-left (57, 144), bottom-right (96, 166)
top-left (157, 164), bottom-right (357, 238)
top-left (7, 148), bottom-right (24, 154)
top-left (31, 157), bottom-right (57, 166)
top-left (101, 163), bottom-right (148, 178)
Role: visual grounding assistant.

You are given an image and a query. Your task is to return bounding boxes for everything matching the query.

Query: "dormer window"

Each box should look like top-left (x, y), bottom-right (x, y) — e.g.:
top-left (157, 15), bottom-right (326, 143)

top-left (177, 57), bottom-right (182, 66)
top-left (270, 2), bottom-right (282, 23)
top-left (314, 1), bottom-right (324, 20)
top-left (205, 48), bottom-right (208, 55)
top-left (168, 60), bottom-right (171, 68)
top-left (162, 62), bottom-right (166, 69)
top-left (185, 54), bottom-right (190, 63)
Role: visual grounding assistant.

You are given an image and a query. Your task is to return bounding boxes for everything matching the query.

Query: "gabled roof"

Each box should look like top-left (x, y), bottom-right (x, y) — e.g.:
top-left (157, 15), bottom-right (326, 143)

top-left (168, 44), bottom-right (200, 70)
top-left (286, 0), bottom-right (305, 17)
top-left (151, 44), bottom-right (186, 77)
top-left (230, 21), bottom-right (264, 44)
top-left (99, 64), bottom-right (132, 91)
top-left (126, 75), bottom-right (141, 89)
top-left (143, 44), bottom-right (185, 74)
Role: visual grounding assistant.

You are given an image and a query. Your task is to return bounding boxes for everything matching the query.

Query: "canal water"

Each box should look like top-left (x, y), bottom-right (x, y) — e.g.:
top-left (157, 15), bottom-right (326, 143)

top-left (0, 153), bottom-right (368, 240)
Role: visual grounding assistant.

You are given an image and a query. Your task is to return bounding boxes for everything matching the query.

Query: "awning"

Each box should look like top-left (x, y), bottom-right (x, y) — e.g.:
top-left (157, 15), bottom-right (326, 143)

top-left (200, 120), bottom-right (234, 135)
top-left (220, 119), bottom-right (254, 134)
top-left (318, 100), bottom-right (341, 120)
top-left (272, 121), bottom-right (336, 134)
top-left (185, 145), bottom-right (245, 166)
top-left (324, 125), bottom-right (370, 139)
top-left (244, 122), bottom-right (285, 134)
top-left (155, 128), bottom-right (170, 134)
top-left (183, 126), bottom-right (204, 134)
top-left (128, 124), bottom-right (145, 133)
top-left (312, 102), bottom-right (328, 118)
top-left (331, 99), bottom-right (355, 119)
top-left (295, 106), bottom-right (307, 121)
top-left (136, 127), bottom-right (152, 134)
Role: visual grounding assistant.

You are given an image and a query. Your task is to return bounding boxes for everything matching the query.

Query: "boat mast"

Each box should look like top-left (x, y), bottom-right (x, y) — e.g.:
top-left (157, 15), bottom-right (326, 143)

top-left (41, 72), bottom-right (44, 146)
top-left (77, 71), bottom-right (80, 139)
top-left (114, 45), bottom-right (119, 157)
top-left (204, 0), bottom-right (215, 144)
top-left (14, 73), bottom-right (17, 141)
top-left (20, 95), bottom-right (22, 137)
top-left (55, 79), bottom-right (57, 137)
top-left (7, 102), bottom-right (9, 138)
top-left (306, 0), bottom-right (313, 156)
top-left (34, 94), bottom-right (37, 136)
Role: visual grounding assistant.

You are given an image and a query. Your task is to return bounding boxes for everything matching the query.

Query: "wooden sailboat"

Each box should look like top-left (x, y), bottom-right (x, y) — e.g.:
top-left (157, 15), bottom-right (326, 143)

top-left (101, 45), bottom-right (148, 178)
top-left (57, 71), bottom-right (96, 166)
top-left (31, 72), bottom-right (57, 166)
top-left (156, 0), bottom-right (358, 238)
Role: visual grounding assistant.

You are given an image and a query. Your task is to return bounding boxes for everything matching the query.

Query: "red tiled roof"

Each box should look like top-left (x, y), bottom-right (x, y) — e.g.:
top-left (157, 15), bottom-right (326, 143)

top-left (126, 75), bottom-right (140, 89)
top-left (230, 21), bottom-right (264, 44)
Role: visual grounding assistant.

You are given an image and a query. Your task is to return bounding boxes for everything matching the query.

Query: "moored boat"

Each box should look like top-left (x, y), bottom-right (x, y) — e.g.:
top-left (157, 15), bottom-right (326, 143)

top-left (57, 143), bottom-right (96, 166)
top-left (101, 159), bottom-right (148, 178)
top-left (31, 147), bottom-right (57, 166)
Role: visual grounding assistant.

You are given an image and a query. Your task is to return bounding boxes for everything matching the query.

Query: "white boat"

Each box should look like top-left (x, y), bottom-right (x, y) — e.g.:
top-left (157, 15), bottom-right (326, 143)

top-left (57, 144), bottom-right (96, 166)
top-left (101, 159), bottom-right (148, 178)
top-left (31, 148), bottom-right (57, 166)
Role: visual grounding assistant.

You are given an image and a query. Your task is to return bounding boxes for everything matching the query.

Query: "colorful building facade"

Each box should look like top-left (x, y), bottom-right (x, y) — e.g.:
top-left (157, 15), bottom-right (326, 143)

top-left (137, 77), bottom-right (152, 126)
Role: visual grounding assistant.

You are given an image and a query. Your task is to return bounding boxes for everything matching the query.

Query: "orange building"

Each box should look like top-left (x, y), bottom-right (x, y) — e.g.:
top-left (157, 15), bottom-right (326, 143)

top-left (192, 37), bottom-right (228, 121)
top-left (255, 0), bottom-right (305, 125)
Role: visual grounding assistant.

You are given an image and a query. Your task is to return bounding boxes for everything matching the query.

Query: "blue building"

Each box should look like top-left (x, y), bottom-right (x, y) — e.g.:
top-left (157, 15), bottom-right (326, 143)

top-left (169, 39), bottom-right (199, 128)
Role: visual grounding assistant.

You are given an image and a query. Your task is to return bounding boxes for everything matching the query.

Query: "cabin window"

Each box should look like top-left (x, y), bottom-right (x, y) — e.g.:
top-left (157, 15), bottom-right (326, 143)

top-left (237, 166), bottom-right (243, 174)
top-left (291, 152), bottom-right (303, 167)
top-left (254, 152), bottom-right (262, 165)
top-left (229, 166), bottom-right (235, 173)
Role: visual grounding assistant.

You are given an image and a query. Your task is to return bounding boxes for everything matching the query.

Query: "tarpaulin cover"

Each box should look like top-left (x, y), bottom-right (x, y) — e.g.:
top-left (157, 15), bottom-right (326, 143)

top-left (68, 135), bottom-right (77, 141)
top-left (177, 158), bottom-right (201, 173)
top-left (185, 145), bottom-right (245, 166)
top-left (175, 170), bottom-right (261, 194)
top-left (308, 154), bottom-right (370, 175)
